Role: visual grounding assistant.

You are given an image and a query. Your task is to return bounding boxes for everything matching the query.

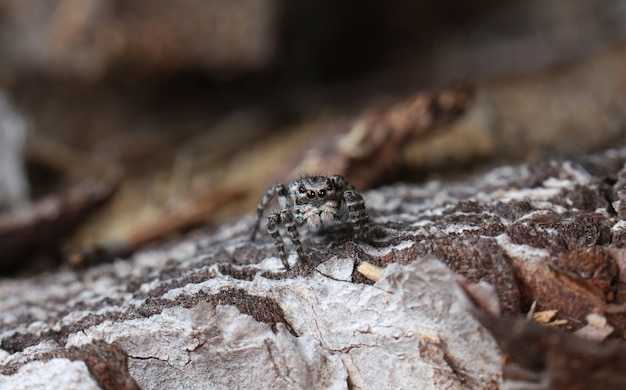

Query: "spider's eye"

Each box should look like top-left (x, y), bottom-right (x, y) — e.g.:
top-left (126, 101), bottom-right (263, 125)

top-left (307, 190), bottom-right (316, 199)
top-left (318, 190), bottom-right (326, 198)
top-left (299, 186), bottom-right (306, 193)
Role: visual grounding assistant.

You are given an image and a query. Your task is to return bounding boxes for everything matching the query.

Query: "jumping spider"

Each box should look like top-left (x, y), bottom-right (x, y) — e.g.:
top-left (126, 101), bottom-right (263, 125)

top-left (251, 175), bottom-right (369, 270)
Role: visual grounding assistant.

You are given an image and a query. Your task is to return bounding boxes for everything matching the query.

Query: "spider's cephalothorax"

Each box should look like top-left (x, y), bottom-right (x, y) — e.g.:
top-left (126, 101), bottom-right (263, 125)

top-left (250, 175), bottom-right (369, 270)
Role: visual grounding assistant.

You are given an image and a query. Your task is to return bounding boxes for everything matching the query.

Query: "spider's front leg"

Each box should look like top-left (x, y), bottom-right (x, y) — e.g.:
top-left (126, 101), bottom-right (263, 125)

top-left (266, 209), bottom-right (306, 270)
top-left (344, 189), bottom-right (369, 240)
top-left (251, 183), bottom-right (289, 241)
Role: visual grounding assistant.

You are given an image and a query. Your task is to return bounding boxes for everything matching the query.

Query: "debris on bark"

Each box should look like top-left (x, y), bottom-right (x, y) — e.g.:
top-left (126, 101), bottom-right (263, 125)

top-left (285, 84), bottom-right (474, 189)
top-left (0, 180), bottom-right (117, 274)
top-left (471, 309), bottom-right (626, 389)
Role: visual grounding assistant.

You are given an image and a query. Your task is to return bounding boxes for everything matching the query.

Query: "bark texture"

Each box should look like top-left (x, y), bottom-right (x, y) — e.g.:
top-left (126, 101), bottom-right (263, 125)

top-left (3, 146), bottom-right (626, 389)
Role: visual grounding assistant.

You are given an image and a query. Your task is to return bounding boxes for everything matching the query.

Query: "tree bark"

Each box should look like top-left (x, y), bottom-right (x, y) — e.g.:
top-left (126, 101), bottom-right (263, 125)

top-left (2, 146), bottom-right (626, 389)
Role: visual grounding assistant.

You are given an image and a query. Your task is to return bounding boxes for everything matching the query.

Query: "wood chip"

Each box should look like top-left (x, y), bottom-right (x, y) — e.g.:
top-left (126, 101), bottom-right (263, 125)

top-left (357, 262), bottom-right (383, 282)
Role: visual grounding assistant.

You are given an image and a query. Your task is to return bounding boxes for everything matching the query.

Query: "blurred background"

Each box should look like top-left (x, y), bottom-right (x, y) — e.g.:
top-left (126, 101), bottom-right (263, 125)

top-left (1, 0), bottom-right (626, 274)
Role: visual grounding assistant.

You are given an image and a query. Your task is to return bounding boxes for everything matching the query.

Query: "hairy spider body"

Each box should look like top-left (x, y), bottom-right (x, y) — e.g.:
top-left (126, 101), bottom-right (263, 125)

top-left (251, 175), bottom-right (369, 270)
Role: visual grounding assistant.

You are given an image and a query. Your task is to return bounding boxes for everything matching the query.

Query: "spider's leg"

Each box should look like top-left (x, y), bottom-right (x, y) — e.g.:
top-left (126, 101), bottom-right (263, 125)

top-left (281, 208), bottom-right (306, 264)
top-left (251, 184), bottom-right (288, 241)
top-left (330, 175), bottom-right (355, 191)
top-left (266, 209), bottom-right (305, 270)
top-left (266, 212), bottom-right (291, 270)
top-left (344, 189), bottom-right (369, 240)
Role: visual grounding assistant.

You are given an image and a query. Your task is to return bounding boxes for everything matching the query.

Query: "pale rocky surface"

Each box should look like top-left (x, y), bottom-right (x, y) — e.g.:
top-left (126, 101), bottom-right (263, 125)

top-left (0, 359), bottom-right (99, 390)
top-left (2, 146), bottom-right (626, 388)
top-left (0, 91), bottom-right (28, 211)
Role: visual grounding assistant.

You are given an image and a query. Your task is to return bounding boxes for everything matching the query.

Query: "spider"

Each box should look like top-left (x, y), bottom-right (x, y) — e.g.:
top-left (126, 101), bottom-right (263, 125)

top-left (250, 175), bottom-right (369, 270)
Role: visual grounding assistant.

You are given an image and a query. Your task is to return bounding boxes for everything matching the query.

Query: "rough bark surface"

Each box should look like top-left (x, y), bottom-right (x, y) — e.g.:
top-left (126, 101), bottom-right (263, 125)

top-left (3, 146), bottom-right (626, 389)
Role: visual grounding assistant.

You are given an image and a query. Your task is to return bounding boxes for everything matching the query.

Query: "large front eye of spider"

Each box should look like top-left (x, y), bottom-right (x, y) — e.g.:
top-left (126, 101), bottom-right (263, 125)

top-left (318, 189), bottom-right (326, 198)
top-left (307, 190), bottom-right (316, 199)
